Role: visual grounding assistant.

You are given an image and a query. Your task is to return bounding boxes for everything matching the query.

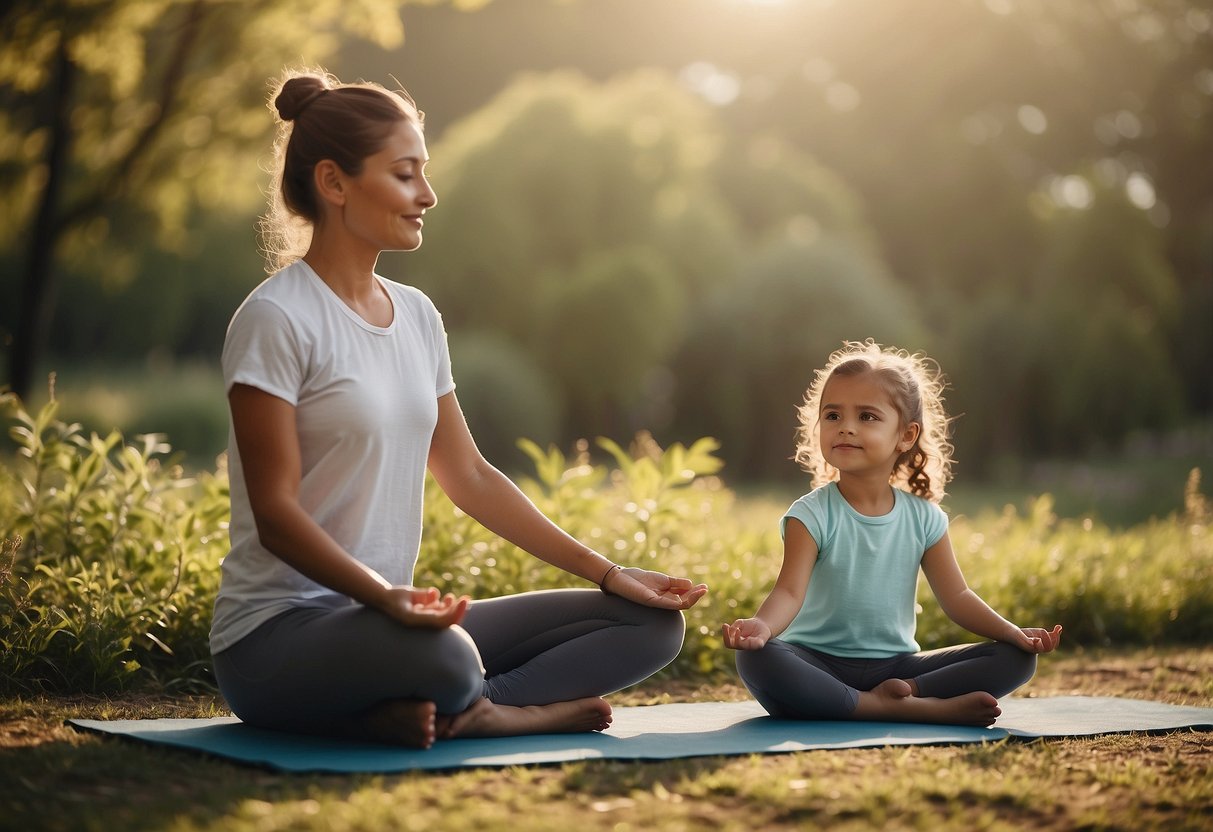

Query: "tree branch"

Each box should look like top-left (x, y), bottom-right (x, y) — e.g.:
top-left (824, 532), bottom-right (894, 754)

top-left (54, 0), bottom-right (209, 234)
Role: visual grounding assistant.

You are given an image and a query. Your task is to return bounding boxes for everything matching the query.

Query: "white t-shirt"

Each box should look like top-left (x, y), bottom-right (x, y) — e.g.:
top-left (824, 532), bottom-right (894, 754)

top-left (210, 260), bottom-right (455, 653)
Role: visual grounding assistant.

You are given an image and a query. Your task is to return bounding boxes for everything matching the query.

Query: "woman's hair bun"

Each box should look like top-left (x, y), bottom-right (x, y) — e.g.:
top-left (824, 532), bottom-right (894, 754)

top-left (275, 75), bottom-right (329, 121)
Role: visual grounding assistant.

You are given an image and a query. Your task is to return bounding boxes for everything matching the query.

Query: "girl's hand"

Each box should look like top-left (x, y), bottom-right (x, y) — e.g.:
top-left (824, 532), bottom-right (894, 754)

top-left (603, 567), bottom-right (708, 610)
top-left (722, 618), bottom-right (771, 651)
top-left (1013, 624), bottom-right (1063, 653)
top-left (378, 586), bottom-right (470, 629)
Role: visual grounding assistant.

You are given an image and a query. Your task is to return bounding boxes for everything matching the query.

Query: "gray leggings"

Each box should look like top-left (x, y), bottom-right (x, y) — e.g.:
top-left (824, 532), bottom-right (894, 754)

top-left (213, 589), bottom-right (685, 733)
top-left (736, 638), bottom-right (1037, 720)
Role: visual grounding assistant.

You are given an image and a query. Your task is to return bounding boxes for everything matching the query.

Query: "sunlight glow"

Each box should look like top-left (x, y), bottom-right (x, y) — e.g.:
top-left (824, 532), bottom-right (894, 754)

top-left (1017, 104), bottom-right (1048, 135)
top-left (680, 62), bottom-right (741, 106)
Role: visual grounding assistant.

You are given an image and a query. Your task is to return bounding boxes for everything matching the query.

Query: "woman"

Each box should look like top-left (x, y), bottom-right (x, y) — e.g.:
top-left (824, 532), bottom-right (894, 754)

top-left (210, 70), bottom-right (707, 748)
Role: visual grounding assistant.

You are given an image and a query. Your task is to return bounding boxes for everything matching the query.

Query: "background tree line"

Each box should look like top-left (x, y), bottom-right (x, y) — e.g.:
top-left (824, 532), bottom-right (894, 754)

top-left (1, 0), bottom-right (1210, 484)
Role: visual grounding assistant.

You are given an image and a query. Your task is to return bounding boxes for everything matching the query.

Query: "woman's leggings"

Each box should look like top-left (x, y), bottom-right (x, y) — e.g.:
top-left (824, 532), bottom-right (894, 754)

top-left (212, 588), bottom-right (685, 732)
top-left (735, 639), bottom-right (1037, 720)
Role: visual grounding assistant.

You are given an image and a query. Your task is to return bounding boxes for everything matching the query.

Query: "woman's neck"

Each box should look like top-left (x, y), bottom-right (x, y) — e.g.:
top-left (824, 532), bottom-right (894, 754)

top-left (303, 236), bottom-right (393, 327)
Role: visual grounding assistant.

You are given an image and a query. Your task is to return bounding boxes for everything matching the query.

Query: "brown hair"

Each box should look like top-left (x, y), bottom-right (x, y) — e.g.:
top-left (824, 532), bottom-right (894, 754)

top-left (793, 340), bottom-right (954, 502)
top-left (260, 69), bottom-right (424, 271)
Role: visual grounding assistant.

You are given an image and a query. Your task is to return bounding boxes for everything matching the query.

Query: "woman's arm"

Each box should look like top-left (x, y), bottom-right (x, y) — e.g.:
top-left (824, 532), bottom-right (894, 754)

top-left (921, 533), bottom-right (1062, 653)
top-left (427, 392), bottom-right (706, 610)
top-left (229, 383), bottom-right (466, 628)
top-left (722, 517), bottom-right (818, 650)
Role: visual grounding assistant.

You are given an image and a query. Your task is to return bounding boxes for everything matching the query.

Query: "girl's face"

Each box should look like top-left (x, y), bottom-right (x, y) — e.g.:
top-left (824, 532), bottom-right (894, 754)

top-left (337, 119), bottom-right (437, 253)
top-left (818, 371), bottom-right (919, 481)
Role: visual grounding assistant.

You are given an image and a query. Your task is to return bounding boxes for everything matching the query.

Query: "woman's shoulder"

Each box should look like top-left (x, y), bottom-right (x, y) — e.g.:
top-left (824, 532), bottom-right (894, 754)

top-left (232, 261), bottom-right (318, 315)
top-left (379, 277), bottom-right (439, 312)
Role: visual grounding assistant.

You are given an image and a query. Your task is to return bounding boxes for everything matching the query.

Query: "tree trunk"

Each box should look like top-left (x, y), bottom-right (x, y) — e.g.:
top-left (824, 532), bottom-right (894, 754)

top-left (9, 39), bottom-right (74, 401)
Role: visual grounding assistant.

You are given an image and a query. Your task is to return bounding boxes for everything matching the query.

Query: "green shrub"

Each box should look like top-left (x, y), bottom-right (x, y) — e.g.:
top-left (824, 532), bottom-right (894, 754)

top-left (2, 389), bottom-right (1209, 696)
top-left (1, 393), bottom-right (228, 694)
top-left (916, 474), bottom-right (1213, 650)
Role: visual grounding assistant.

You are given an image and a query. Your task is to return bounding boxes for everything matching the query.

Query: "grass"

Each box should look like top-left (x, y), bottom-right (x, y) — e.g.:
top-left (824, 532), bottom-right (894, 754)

top-left (3, 387), bottom-right (1212, 829)
top-left (2, 647), bottom-right (1211, 832)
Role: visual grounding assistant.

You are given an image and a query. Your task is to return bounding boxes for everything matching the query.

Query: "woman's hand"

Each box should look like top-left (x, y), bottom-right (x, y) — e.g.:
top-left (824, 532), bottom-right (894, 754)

top-left (603, 567), bottom-right (707, 610)
top-left (1011, 624), bottom-right (1063, 653)
top-left (377, 586), bottom-right (470, 629)
top-left (721, 618), bottom-right (771, 651)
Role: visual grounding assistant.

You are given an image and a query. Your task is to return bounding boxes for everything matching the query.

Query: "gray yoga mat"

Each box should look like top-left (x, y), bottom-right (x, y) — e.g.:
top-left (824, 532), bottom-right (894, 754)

top-left (69, 696), bottom-right (1213, 773)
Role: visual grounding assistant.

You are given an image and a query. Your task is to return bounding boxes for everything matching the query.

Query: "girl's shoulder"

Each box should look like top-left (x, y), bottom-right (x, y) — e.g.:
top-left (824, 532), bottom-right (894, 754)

top-left (786, 481), bottom-right (837, 512)
top-left (895, 487), bottom-right (947, 516)
top-left (782, 482), bottom-right (839, 541)
top-left (894, 488), bottom-right (950, 543)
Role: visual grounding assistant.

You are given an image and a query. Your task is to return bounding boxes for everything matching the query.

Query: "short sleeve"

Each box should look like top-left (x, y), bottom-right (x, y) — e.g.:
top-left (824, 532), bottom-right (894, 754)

top-left (924, 500), bottom-right (949, 548)
top-left (221, 298), bottom-right (305, 405)
top-left (433, 309), bottom-right (455, 398)
top-left (781, 493), bottom-right (826, 554)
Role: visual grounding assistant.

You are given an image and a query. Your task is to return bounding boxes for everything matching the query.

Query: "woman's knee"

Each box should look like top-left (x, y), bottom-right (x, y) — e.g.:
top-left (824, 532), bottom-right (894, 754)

top-left (647, 607), bottom-right (687, 661)
top-left (423, 627), bottom-right (487, 713)
top-left (613, 600), bottom-right (686, 662)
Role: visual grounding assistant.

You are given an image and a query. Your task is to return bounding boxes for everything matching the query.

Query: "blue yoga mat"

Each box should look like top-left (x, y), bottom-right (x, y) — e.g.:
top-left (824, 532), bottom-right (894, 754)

top-left (69, 696), bottom-right (1213, 774)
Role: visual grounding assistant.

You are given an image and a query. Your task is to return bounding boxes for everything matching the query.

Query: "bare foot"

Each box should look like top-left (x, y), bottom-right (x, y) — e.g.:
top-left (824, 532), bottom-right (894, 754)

top-left (852, 678), bottom-right (1002, 727)
top-left (448, 696), bottom-right (613, 738)
top-left (337, 699), bottom-right (438, 748)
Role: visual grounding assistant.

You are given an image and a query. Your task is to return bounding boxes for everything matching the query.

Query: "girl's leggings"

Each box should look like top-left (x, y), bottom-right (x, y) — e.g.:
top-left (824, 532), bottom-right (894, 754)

top-left (736, 638), bottom-right (1037, 720)
top-left (212, 588), bottom-right (684, 732)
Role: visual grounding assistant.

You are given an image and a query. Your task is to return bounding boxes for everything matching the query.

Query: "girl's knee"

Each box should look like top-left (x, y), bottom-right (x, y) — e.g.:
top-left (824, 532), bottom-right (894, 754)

top-left (991, 641), bottom-right (1038, 692)
top-left (734, 642), bottom-right (777, 687)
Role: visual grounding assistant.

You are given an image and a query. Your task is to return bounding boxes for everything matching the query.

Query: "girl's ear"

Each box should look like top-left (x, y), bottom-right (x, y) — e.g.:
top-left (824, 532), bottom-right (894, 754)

top-left (313, 160), bottom-right (346, 207)
top-left (898, 422), bottom-right (921, 453)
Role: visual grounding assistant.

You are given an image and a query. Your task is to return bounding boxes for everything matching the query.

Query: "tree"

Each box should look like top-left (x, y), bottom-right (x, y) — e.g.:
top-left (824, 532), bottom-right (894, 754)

top-left (0, 0), bottom-right (488, 399)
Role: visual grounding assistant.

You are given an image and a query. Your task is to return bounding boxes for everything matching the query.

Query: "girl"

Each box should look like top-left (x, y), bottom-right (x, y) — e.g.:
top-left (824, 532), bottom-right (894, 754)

top-left (210, 70), bottom-right (707, 749)
top-left (722, 341), bottom-right (1060, 726)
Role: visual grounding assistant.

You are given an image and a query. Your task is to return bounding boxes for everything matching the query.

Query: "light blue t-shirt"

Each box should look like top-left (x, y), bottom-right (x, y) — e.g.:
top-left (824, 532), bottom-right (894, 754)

top-left (779, 482), bottom-right (949, 658)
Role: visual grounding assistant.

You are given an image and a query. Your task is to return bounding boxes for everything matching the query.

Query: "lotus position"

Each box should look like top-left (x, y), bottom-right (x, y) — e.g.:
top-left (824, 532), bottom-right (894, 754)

top-left (210, 70), bottom-right (706, 749)
top-left (723, 340), bottom-right (1060, 726)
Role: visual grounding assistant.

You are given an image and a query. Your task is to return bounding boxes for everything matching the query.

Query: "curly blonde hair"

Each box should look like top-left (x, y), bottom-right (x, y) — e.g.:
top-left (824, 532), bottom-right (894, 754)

top-left (793, 340), bottom-right (954, 502)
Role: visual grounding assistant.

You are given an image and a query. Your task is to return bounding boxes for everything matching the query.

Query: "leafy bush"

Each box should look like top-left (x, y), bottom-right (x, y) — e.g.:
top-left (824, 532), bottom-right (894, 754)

top-left (1, 393), bottom-right (228, 694)
top-left (917, 473), bottom-right (1213, 650)
top-left (2, 391), bottom-right (1209, 695)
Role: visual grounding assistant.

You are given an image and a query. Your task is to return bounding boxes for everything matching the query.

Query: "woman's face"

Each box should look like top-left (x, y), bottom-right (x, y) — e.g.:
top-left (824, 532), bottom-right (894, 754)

top-left (338, 119), bottom-right (437, 253)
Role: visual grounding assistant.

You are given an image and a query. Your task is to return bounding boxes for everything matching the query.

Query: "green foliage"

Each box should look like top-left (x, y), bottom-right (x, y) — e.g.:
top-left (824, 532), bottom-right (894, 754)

top-left (919, 478), bottom-right (1213, 650)
top-left (0, 393), bottom-right (228, 693)
top-left (2, 394), bottom-right (1209, 694)
top-left (672, 235), bottom-right (928, 479)
top-left (447, 331), bottom-right (564, 471)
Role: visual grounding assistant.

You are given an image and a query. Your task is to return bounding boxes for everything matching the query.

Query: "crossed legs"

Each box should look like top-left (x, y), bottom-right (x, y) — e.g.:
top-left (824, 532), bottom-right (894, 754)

top-left (736, 639), bottom-right (1037, 726)
top-left (213, 589), bottom-right (685, 745)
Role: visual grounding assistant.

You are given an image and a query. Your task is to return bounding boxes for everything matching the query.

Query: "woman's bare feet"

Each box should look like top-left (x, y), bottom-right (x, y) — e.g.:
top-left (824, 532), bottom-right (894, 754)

top-left (338, 699), bottom-right (439, 748)
top-left (446, 696), bottom-right (613, 739)
top-left (852, 678), bottom-right (1002, 727)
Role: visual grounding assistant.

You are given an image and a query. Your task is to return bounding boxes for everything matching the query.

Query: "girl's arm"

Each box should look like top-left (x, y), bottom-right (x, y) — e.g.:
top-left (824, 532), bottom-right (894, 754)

top-left (427, 392), bottom-right (707, 610)
top-left (228, 384), bottom-right (467, 627)
top-left (922, 532), bottom-right (1062, 653)
top-left (722, 518), bottom-right (819, 650)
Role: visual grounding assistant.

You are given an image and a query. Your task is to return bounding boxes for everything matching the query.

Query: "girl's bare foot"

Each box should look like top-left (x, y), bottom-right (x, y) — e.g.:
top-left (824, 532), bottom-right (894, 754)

top-left (853, 678), bottom-right (1001, 727)
top-left (336, 699), bottom-right (439, 748)
top-left (448, 696), bottom-right (613, 738)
